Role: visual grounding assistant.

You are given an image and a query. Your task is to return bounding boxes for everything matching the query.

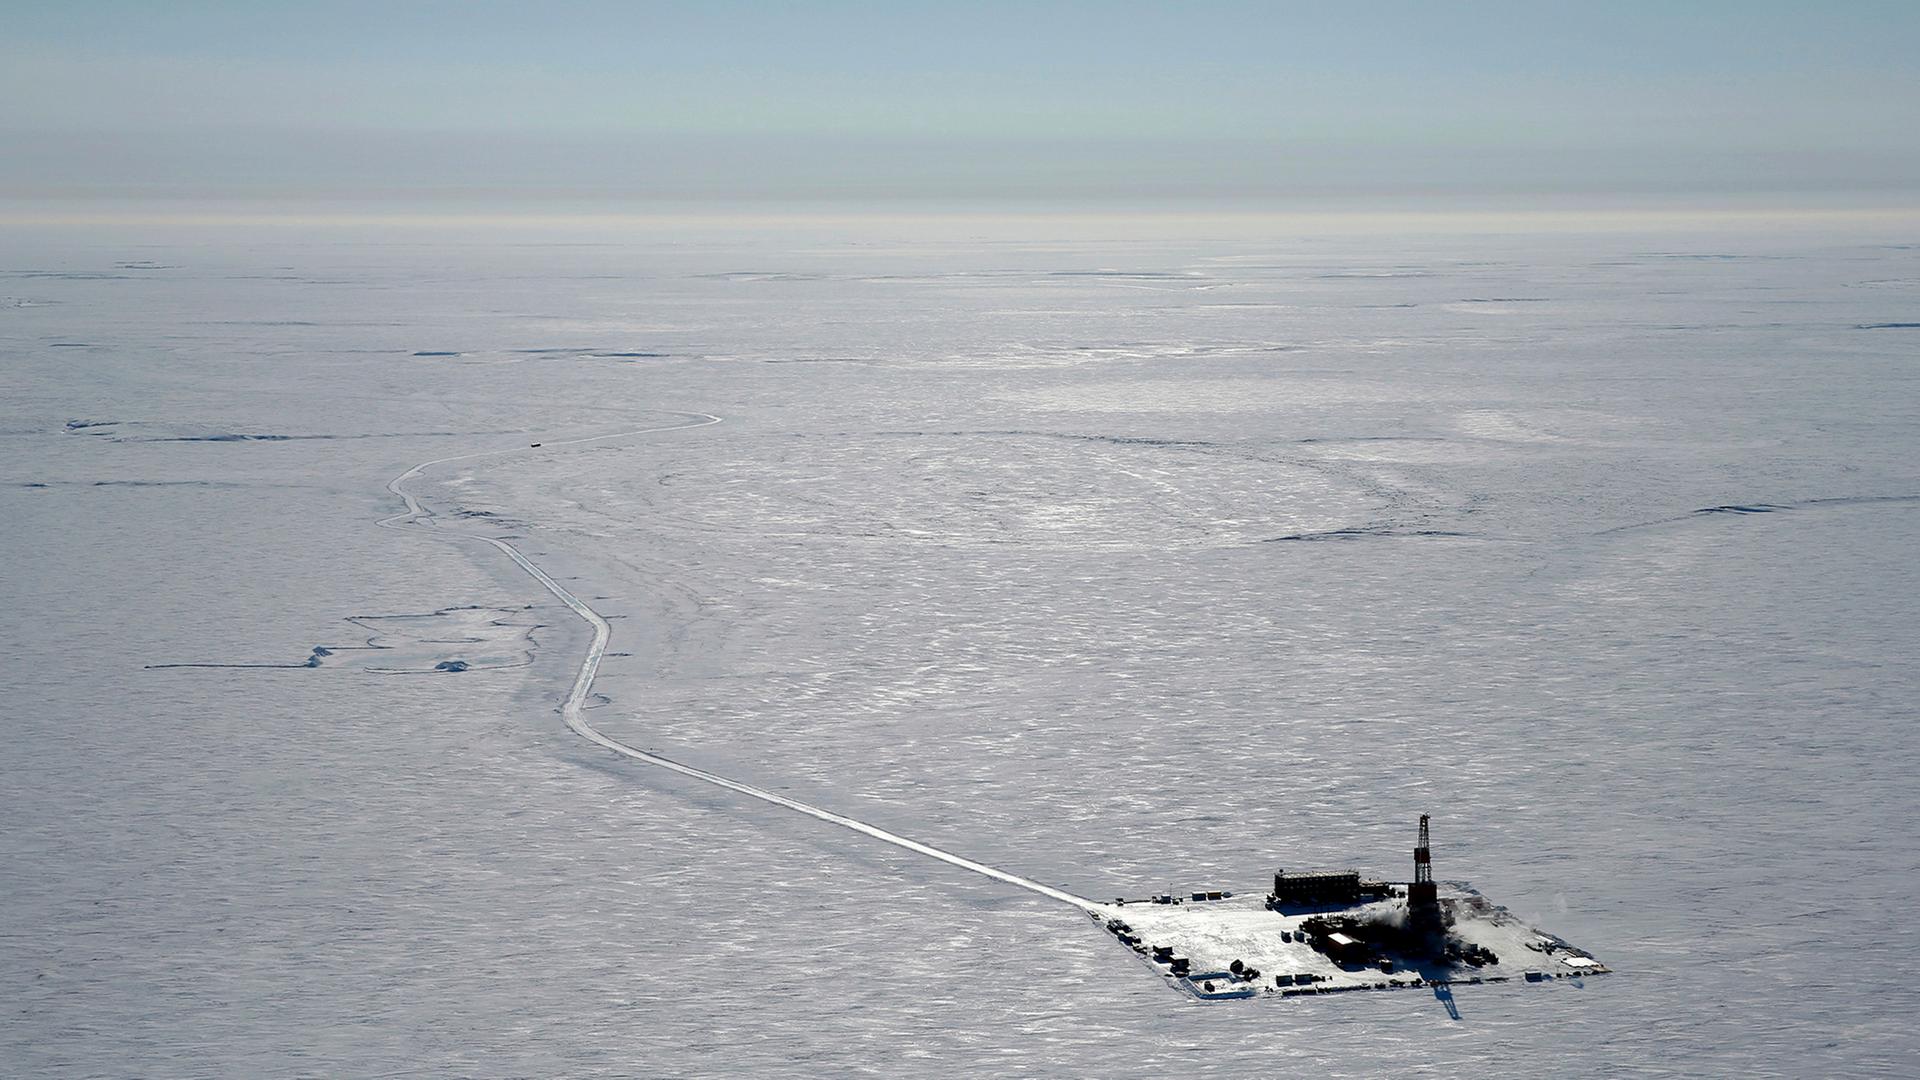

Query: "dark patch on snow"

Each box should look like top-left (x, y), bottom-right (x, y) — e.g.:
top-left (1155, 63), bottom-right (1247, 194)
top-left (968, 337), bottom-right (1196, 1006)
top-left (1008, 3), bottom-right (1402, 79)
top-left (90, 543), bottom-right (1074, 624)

top-left (1057, 433), bottom-right (1214, 448)
top-left (76, 479), bottom-right (265, 491)
top-left (177, 433), bottom-right (294, 442)
top-left (507, 348), bottom-right (669, 359)
top-left (147, 605), bottom-right (540, 674)
top-left (453, 508), bottom-right (527, 527)
top-left (1800, 494), bottom-right (1920, 508)
top-left (1266, 526), bottom-right (1472, 542)
top-left (413, 350), bottom-right (462, 356)
top-left (146, 661), bottom-right (319, 670)
top-left (1856, 322), bottom-right (1920, 329)
top-left (92, 480), bottom-right (221, 487)
top-left (49, 342), bottom-right (94, 348)
top-left (1603, 494), bottom-right (1920, 534)
top-left (120, 432), bottom-right (333, 442)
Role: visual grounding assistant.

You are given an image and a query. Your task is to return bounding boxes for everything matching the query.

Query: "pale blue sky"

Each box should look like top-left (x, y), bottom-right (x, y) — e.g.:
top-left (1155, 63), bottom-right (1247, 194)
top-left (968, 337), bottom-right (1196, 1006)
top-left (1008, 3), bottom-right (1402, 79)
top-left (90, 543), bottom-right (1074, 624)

top-left (4, 1), bottom-right (1916, 204)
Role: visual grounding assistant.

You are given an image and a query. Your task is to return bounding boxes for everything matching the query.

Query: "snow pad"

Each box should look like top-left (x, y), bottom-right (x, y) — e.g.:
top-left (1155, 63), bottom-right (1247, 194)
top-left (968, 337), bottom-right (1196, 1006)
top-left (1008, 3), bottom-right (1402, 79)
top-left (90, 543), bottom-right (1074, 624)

top-left (1092, 883), bottom-right (1608, 1003)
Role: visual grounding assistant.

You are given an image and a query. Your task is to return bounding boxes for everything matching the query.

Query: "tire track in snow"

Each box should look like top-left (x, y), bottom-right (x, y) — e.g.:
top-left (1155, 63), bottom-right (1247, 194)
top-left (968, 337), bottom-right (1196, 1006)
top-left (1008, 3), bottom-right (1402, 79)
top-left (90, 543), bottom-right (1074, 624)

top-left (381, 413), bottom-right (1099, 911)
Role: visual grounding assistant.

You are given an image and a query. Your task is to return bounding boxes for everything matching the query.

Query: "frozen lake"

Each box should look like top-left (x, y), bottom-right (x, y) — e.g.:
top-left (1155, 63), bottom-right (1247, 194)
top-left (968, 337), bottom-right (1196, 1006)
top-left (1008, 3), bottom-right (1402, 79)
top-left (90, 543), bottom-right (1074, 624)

top-left (3, 215), bottom-right (1918, 1076)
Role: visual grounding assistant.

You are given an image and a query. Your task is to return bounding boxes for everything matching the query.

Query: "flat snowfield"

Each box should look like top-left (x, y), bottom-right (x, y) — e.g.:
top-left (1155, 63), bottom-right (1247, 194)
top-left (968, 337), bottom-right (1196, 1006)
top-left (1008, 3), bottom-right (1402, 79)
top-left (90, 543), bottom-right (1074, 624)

top-left (3, 216), bottom-right (1918, 1076)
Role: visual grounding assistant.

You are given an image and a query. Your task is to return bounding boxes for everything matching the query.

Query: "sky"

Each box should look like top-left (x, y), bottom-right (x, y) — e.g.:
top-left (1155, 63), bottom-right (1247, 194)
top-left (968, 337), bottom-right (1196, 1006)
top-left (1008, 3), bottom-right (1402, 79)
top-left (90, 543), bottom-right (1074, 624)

top-left (3, 1), bottom-right (1917, 209)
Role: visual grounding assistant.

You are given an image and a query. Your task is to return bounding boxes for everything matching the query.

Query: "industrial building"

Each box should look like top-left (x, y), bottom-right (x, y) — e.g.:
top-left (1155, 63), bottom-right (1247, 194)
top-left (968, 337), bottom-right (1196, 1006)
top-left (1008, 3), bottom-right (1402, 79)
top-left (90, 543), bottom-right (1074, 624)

top-left (1269, 869), bottom-right (1393, 908)
top-left (1271, 869), bottom-right (1362, 905)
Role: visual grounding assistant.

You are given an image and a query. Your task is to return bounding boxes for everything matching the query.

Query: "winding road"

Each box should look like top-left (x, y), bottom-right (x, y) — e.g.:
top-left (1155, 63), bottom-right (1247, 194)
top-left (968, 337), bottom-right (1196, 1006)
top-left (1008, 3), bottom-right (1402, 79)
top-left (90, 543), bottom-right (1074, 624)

top-left (381, 413), bottom-right (1099, 912)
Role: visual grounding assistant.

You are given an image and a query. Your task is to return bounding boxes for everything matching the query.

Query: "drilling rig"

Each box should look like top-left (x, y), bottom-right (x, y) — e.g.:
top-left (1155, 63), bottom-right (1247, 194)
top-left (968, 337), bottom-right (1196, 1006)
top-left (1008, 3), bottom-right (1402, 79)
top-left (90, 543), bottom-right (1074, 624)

top-left (1408, 814), bottom-right (1442, 932)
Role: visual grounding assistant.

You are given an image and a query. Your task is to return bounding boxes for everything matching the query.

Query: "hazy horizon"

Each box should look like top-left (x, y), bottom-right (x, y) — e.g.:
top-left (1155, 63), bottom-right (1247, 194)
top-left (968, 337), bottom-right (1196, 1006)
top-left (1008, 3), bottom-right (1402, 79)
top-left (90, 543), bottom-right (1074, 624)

top-left (6, 2), bottom-right (1916, 212)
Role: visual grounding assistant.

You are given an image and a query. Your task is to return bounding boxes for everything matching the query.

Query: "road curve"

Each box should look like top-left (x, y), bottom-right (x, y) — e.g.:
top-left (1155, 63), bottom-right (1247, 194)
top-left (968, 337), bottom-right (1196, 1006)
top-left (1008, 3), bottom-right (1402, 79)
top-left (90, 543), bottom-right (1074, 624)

top-left (381, 414), bottom-right (1099, 912)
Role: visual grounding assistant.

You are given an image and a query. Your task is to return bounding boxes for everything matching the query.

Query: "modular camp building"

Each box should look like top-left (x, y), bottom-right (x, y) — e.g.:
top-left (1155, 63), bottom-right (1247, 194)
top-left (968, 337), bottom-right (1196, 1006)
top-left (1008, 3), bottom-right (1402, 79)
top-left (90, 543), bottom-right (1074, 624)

top-left (1271, 869), bottom-right (1363, 905)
